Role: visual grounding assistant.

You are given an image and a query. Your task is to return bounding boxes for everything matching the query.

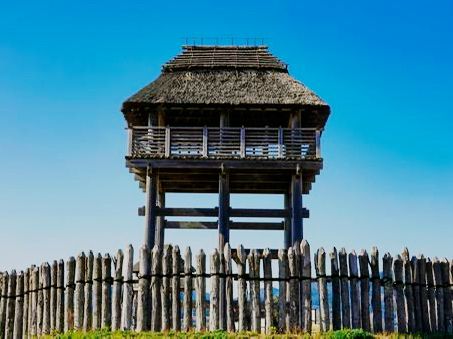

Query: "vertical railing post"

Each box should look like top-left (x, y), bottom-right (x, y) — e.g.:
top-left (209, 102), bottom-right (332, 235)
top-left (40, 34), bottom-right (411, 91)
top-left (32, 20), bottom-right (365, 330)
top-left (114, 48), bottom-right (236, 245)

top-left (278, 127), bottom-right (284, 158)
top-left (315, 129), bottom-right (321, 158)
top-left (165, 127), bottom-right (171, 158)
top-left (240, 127), bottom-right (245, 158)
top-left (203, 127), bottom-right (208, 158)
top-left (127, 128), bottom-right (133, 157)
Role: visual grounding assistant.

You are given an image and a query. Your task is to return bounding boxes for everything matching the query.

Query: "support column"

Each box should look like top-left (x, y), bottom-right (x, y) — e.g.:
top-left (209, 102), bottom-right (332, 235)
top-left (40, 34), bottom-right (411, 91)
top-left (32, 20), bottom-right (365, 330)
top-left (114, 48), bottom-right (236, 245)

top-left (155, 186), bottom-right (165, 249)
top-left (291, 174), bottom-right (303, 245)
top-left (144, 170), bottom-right (157, 249)
top-left (284, 191), bottom-right (292, 249)
top-left (218, 172), bottom-right (230, 250)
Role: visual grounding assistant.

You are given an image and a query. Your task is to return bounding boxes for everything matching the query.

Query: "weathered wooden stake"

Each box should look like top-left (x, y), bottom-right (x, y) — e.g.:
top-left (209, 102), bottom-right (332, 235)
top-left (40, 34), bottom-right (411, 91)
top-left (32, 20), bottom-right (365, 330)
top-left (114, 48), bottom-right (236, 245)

top-left (224, 244), bottom-right (235, 332)
top-left (237, 245), bottom-right (247, 332)
top-left (358, 249), bottom-right (370, 332)
top-left (315, 247), bottom-right (329, 332)
top-left (330, 248), bottom-right (341, 331)
top-left (277, 248), bottom-right (288, 332)
top-left (121, 244), bottom-right (134, 330)
top-left (37, 265), bottom-right (43, 335)
top-left (370, 247), bottom-right (382, 333)
top-left (402, 248), bottom-right (415, 333)
top-left (92, 253), bottom-right (102, 330)
top-left (13, 271), bottom-right (23, 339)
top-left (210, 248), bottom-right (220, 331)
top-left (248, 249), bottom-right (260, 333)
top-left (412, 256), bottom-right (422, 332)
top-left (441, 259), bottom-right (453, 333)
top-left (161, 244), bottom-right (172, 331)
top-left (83, 251), bottom-right (94, 331)
top-left (393, 255), bottom-right (406, 333)
top-left (349, 250), bottom-right (361, 329)
top-left (50, 260), bottom-right (57, 332)
top-left (433, 257), bottom-right (444, 332)
top-left (151, 245), bottom-right (162, 332)
top-left (300, 241), bottom-right (312, 332)
top-left (23, 269), bottom-right (29, 337)
top-left (339, 248), bottom-right (351, 329)
top-left (101, 254), bottom-right (112, 328)
top-left (263, 248), bottom-right (273, 334)
top-left (5, 270), bottom-right (16, 339)
top-left (74, 253), bottom-right (86, 330)
top-left (31, 267), bottom-right (39, 335)
top-left (136, 245), bottom-right (150, 331)
top-left (419, 255), bottom-right (430, 332)
top-left (426, 259), bottom-right (437, 333)
top-left (111, 249), bottom-right (123, 331)
top-left (42, 263), bottom-right (51, 334)
top-left (383, 252), bottom-right (394, 332)
top-left (184, 247), bottom-right (193, 331)
top-left (64, 257), bottom-right (76, 332)
top-left (196, 249), bottom-right (206, 331)
top-left (172, 246), bottom-right (181, 331)
top-left (288, 246), bottom-right (299, 331)
top-left (0, 272), bottom-right (7, 338)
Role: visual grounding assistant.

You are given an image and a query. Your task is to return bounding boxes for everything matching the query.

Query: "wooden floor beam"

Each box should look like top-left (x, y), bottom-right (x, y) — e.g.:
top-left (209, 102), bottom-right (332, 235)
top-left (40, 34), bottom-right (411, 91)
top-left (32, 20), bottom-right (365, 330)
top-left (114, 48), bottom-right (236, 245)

top-left (165, 221), bottom-right (284, 230)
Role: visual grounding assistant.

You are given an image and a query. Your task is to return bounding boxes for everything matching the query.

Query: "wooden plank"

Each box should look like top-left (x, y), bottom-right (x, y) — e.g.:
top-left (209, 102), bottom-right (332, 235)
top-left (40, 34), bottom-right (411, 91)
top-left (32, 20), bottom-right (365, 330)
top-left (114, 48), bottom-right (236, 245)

top-left (165, 221), bottom-right (285, 230)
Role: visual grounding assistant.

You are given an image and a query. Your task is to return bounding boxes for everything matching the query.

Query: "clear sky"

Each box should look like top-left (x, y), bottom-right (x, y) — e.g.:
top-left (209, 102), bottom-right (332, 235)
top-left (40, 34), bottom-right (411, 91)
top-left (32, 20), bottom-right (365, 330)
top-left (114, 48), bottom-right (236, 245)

top-left (1, 1), bottom-right (452, 271)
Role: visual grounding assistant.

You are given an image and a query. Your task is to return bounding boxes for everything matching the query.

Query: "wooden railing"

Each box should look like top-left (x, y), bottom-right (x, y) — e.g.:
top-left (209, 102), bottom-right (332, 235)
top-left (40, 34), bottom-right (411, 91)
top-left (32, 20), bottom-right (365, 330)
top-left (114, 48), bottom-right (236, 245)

top-left (127, 127), bottom-right (321, 160)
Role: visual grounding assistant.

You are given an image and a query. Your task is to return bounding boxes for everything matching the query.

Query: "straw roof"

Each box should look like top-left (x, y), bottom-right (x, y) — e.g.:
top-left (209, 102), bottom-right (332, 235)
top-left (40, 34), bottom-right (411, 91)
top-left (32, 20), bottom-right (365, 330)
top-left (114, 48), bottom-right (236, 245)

top-left (122, 45), bottom-right (329, 113)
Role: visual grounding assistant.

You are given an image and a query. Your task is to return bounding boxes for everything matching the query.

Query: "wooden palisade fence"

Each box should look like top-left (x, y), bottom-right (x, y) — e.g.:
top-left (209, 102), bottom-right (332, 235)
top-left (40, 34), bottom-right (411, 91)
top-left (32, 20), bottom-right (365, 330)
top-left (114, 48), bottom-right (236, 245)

top-left (1, 241), bottom-right (453, 337)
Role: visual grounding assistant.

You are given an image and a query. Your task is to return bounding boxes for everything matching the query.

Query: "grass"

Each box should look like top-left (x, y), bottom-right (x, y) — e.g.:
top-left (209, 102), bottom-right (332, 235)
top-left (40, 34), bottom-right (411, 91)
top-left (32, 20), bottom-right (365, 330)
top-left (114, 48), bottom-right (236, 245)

top-left (42, 328), bottom-right (453, 339)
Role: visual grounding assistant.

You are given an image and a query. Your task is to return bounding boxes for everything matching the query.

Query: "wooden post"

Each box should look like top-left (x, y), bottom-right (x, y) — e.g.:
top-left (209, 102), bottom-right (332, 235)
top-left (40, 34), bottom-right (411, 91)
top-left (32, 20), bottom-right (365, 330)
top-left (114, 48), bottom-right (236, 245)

top-left (412, 256), bottom-right (422, 332)
top-left (240, 127), bottom-right (245, 158)
top-left (433, 257), bottom-right (444, 332)
top-left (237, 245), bottom-right (247, 332)
top-left (210, 249), bottom-right (220, 331)
top-left (441, 259), bottom-right (453, 333)
top-left (315, 248), bottom-right (329, 332)
top-left (42, 263), bottom-right (51, 334)
top-left (136, 245), bottom-right (150, 331)
top-left (0, 272), bottom-right (8, 338)
top-left (161, 244), bottom-right (172, 331)
top-left (383, 252), bottom-right (394, 332)
top-left (338, 249), bottom-right (351, 329)
top-left (151, 245), bottom-right (162, 332)
top-left (32, 267), bottom-right (40, 335)
top-left (426, 258), bottom-right (436, 333)
top-left (278, 248), bottom-right (288, 332)
top-left (203, 126), bottom-right (208, 157)
top-left (54, 260), bottom-right (63, 333)
top-left (172, 246), bottom-right (181, 331)
top-left (5, 270), bottom-right (16, 339)
top-left (164, 126), bottom-right (170, 157)
top-left (284, 192), bottom-right (291, 249)
top-left (393, 255), bottom-right (406, 333)
top-left (92, 253), bottom-right (102, 330)
top-left (13, 271), bottom-right (24, 339)
top-left (419, 255), bottom-right (430, 332)
top-left (358, 250), bottom-right (370, 332)
top-left (370, 247), bottom-right (382, 333)
top-left (218, 172), bottom-right (230, 251)
top-left (301, 240), bottom-right (312, 333)
top-left (291, 174), bottom-right (303, 244)
top-left (83, 251), bottom-right (94, 331)
top-left (330, 248), bottom-right (341, 330)
top-left (121, 244), bottom-right (134, 330)
top-left (349, 250), bottom-right (361, 329)
top-left (224, 244), bottom-right (235, 332)
top-left (101, 254), bottom-right (112, 328)
top-left (23, 269), bottom-right (29, 337)
top-left (50, 261), bottom-right (57, 332)
top-left (155, 189), bottom-right (165, 249)
top-left (74, 253), bottom-right (86, 331)
top-left (248, 249), bottom-right (260, 332)
top-left (144, 170), bottom-right (157, 249)
top-left (64, 258), bottom-right (75, 332)
top-left (37, 266), bottom-right (43, 336)
top-left (402, 248), bottom-right (415, 333)
top-left (111, 249), bottom-right (123, 331)
top-left (315, 129), bottom-right (321, 158)
top-left (262, 248), bottom-right (273, 334)
top-left (195, 249), bottom-right (206, 331)
top-left (184, 247), bottom-right (193, 331)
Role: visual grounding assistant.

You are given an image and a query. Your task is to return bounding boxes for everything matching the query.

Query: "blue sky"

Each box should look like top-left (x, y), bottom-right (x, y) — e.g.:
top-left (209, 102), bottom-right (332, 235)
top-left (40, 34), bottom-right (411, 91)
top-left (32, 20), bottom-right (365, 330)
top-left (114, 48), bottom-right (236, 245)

top-left (1, 1), bottom-right (452, 270)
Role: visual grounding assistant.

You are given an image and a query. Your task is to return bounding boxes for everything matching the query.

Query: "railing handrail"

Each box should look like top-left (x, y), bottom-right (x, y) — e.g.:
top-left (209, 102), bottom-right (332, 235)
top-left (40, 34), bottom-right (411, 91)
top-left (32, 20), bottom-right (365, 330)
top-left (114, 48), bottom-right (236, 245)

top-left (131, 126), bottom-right (319, 131)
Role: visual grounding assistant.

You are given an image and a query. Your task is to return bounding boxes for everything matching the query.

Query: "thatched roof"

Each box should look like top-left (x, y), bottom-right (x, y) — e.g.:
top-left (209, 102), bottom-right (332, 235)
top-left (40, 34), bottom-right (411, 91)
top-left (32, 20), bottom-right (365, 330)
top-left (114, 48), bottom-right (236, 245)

top-left (122, 46), bottom-right (329, 115)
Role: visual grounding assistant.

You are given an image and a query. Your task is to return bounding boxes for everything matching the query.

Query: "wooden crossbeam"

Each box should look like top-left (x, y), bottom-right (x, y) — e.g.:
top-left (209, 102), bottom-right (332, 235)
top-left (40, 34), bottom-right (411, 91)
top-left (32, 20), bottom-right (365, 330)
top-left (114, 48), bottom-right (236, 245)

top-left (165, 221), bottom-right (284, 230)
top-left (149, 207), bottom-right (309, 218)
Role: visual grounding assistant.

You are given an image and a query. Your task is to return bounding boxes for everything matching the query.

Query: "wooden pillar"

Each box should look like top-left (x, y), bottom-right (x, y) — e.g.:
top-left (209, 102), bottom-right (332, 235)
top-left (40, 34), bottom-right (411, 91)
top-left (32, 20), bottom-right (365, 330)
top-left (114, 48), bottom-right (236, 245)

top-left (144, 170), bottom-right (157, 249)
top-left (291, 174), bottom-right (303, 244)
top-left (155, 186), bottom-right (165, 248)
top-left (284, 191), bottom-right (291, 249)
top-left (218, 172), bottom-right (230, 250)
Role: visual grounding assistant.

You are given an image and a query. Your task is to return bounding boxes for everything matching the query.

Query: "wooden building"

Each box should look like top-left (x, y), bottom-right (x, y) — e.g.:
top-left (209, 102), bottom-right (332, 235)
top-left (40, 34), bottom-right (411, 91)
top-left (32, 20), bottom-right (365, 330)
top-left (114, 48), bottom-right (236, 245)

top-left (121, 45), bottom-right (330, 250)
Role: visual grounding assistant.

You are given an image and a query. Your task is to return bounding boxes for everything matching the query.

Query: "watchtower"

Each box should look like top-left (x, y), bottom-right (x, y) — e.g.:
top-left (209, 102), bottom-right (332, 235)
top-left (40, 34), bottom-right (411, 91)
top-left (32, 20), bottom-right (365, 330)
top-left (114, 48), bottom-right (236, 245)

top-left (121, 45), bottom-right (330, 250)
